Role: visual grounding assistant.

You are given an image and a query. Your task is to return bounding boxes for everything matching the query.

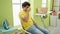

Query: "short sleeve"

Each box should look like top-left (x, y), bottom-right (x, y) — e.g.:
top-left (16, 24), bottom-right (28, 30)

top-left (19, 12), bottom-right (26, 18)
top-left (19, 12), bottom-right (25, 19)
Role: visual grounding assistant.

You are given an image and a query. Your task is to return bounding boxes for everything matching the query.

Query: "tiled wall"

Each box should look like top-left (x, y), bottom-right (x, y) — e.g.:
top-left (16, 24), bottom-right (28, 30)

top-left (53, 0), bottom-right (59, 12)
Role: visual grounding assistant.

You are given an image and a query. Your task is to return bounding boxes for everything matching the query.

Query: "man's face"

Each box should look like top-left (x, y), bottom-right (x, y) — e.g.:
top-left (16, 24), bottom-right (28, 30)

top-left (23, 5), bottom-right (31, 12)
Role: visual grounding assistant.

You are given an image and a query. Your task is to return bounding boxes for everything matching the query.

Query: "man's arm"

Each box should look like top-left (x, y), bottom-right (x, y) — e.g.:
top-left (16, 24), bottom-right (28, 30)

top-left (22, 15), bottom-right (29, 22)
top-left (31, 18), bottom-right (37, 25)
top-left (19, 12), bottom-right (29, 22)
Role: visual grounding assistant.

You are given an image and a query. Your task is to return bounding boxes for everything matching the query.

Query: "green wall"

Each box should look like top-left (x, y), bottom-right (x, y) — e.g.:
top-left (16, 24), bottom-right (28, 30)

top-left (50, 0), bottom-right (53, 11)
top-left (30, 0), bottom-right (50, 28)
top-left (0, 0), bottom-right (13, 27)
top-left (30, 0), bottom-right (42, 18)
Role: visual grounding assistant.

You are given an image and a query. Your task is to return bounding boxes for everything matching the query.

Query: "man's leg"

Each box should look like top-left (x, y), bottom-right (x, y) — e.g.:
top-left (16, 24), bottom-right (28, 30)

top-left (34, 24), bottom-right (49, 34)
top-left (27, 25), bottom-right (44, 34)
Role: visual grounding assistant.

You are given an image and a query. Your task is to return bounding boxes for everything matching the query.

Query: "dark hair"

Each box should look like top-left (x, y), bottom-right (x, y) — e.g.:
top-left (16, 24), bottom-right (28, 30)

top-left (22, 2), bottom-right (30, 8)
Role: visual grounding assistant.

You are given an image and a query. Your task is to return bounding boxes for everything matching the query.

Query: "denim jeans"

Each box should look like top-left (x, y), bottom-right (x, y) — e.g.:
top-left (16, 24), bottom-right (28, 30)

top-left (27, 24), bottom-right (49, 34)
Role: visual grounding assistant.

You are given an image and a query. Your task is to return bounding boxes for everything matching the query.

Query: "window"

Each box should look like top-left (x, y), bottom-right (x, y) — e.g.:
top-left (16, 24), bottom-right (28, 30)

top-left (21, 0), bottom-right (29, 3)
top-left (42, 0), bottom-right (47, 7)
top-left (12, 0), bottom-right (29, 26)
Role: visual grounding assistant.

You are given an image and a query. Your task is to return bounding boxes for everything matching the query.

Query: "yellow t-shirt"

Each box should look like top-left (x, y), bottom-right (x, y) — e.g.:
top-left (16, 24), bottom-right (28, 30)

top-left (19, 10), bottom-right (33, 30)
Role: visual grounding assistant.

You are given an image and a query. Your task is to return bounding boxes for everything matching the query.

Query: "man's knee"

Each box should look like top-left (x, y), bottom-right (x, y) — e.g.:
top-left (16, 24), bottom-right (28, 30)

top-left (35, 29), bottom-right (44, 34)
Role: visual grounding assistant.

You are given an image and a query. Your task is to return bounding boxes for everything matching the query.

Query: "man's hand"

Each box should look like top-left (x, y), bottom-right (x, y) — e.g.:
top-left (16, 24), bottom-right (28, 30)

top-left (31, 18), bottom-right (37, 25)
top-left (22, 7), bottom-right (30, 22)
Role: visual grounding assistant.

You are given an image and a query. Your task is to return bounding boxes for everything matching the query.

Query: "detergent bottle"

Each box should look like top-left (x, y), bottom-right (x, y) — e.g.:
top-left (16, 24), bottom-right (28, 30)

top-left (3, 19), bottom-right (10, 30)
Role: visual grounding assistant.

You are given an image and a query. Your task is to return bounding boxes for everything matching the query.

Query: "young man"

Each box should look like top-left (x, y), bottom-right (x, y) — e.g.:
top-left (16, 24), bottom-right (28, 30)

top-left (19, 2), bottom-right (49, 34)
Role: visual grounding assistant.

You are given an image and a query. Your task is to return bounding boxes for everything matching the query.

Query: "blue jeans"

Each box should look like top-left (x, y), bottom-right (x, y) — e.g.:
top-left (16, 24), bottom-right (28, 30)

top-left (27, 24), bottom-right (49, 34)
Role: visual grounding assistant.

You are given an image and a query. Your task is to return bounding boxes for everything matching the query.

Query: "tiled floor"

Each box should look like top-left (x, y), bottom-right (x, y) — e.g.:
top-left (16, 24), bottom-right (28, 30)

top-left (48, 19), bottom-right (60, 34)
